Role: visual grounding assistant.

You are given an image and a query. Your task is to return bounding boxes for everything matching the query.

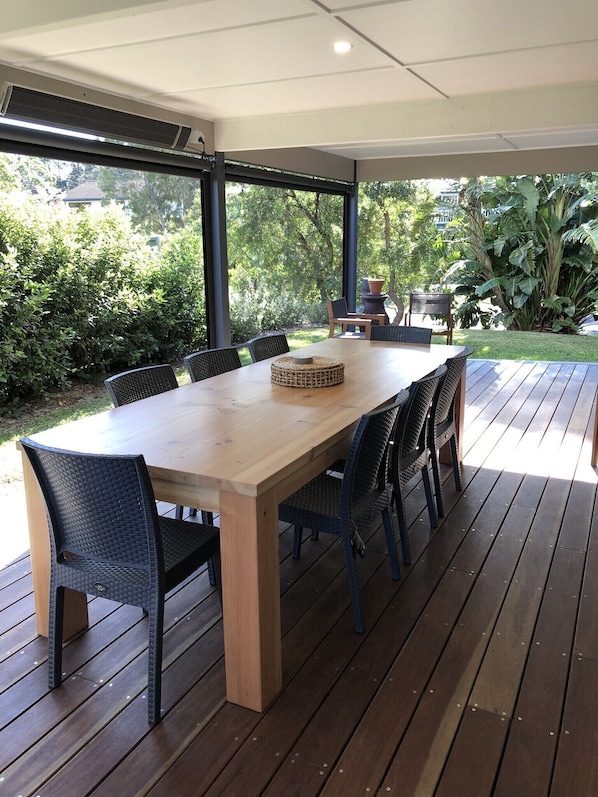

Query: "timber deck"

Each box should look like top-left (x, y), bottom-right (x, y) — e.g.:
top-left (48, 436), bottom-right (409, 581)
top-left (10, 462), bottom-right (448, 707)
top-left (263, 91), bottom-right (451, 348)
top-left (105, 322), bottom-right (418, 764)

top-left (2, 358), bottom-right (598, 797)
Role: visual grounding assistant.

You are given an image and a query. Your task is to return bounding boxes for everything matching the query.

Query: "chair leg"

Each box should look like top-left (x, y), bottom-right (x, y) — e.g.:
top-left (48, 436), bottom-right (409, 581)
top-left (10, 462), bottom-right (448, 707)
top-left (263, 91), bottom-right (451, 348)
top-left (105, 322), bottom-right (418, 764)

top-left (341, 533), bottom-right (365, 634)
top-left (201, 510), bottom-right (217, 586)
top-left (393, 483), bottom-right (411, 566)
top-left (430, 444), bottom-right (445, 518)
top-left (147, 601), bottom-right (164, 725)
top-left (450, 436), bottom-right (463, 491)
top-left (293, 526), bottom-right (303, 559)
top-left (212, 551), bottom-right (223, 605)
top-left (207, 558), bottom-right (217, 587)
top-left (382, 506), bottom-right (401, 580)
top-left (422, 465), bottom-right (438, 528)
top-left (48, 583), bottom-right (65, 689)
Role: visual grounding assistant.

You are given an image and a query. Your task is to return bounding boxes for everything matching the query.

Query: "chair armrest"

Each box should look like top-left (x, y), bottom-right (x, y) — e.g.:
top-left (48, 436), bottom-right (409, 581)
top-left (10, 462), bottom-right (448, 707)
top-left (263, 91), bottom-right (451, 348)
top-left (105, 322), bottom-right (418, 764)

top-left (333, 315), bottom-right (373, 326)
top-left (347, 312), bottom-right (386, 323)
top-left (329, 316), bottom-right (374, 340)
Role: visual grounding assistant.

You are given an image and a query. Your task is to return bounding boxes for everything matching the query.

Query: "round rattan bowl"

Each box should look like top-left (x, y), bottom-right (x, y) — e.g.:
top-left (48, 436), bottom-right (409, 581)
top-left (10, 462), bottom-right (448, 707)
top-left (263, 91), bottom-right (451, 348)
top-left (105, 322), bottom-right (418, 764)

top-left (271, 355), bottom-right (344, 388)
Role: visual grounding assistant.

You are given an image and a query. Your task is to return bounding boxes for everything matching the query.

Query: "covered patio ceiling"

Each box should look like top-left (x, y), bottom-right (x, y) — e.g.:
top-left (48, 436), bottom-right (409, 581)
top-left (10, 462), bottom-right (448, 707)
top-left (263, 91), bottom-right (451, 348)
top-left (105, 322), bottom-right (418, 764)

top-left (0, 0), bottom-right (597, 180)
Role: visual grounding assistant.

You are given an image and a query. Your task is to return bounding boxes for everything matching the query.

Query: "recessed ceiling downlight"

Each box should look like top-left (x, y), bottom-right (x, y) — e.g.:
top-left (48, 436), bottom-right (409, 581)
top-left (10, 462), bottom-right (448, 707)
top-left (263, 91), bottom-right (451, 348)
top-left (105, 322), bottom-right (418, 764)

top-left (333, 41), bottom-right (353, 54)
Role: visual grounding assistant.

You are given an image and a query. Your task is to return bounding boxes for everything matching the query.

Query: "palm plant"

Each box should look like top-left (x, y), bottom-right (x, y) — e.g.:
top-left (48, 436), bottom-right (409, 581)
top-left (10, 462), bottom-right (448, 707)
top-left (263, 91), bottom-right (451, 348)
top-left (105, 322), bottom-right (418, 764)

top-left (447, 174), bottom-right (598, 332)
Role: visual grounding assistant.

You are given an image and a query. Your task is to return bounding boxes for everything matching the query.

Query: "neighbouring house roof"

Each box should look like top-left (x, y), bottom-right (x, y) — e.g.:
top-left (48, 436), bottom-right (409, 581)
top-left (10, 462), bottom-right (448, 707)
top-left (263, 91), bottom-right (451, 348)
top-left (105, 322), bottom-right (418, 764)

top-left (62, 180), bottom-right (105, 203)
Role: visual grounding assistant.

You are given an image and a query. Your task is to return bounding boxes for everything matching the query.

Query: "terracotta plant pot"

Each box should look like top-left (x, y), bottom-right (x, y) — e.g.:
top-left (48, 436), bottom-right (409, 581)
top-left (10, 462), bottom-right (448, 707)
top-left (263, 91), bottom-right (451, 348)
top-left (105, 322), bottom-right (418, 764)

top-left (367, 278), bottom-right (385, 295)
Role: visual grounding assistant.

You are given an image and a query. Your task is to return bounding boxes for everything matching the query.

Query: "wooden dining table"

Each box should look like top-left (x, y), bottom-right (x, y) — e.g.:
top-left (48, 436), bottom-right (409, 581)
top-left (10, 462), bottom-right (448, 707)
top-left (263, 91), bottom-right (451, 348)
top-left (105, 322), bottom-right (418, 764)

top-left (19, 337), bottom-right (468, 712)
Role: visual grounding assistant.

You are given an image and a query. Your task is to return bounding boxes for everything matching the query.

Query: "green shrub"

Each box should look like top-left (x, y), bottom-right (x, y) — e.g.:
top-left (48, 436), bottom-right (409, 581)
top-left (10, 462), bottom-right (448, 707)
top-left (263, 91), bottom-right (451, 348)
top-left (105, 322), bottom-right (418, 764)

top-left (0, 195), bottom-right (208, 408)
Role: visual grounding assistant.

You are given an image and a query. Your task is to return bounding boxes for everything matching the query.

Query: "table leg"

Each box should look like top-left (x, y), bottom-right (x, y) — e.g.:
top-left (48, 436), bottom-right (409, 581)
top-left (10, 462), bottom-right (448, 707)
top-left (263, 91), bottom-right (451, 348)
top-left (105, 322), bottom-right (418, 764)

top-left (21, 450), bottom-right (88, 638)
top-left (218, 489), bottom-right (282, 711)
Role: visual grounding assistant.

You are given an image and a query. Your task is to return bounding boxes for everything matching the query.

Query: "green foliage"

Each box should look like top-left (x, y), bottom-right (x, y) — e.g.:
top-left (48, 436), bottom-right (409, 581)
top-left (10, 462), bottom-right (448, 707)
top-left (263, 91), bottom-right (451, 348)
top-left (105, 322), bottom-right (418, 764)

top-left (358, 181), bottom-right (441, 321)
top-left (0, 193), bottom-right (207, 408)
top-left (446, 174), bottom-right (598, 331)
top-left (97, 167), bottom-right (200, 233)
top-left (226, 184), bottom-right (343, 337)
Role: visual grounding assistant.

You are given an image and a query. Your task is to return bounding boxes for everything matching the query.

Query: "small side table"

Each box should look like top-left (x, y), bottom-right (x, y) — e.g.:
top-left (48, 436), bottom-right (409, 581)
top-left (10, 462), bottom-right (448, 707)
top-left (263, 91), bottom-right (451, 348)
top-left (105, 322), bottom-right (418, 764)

top-left (362, 292), bottom-right (389, 322)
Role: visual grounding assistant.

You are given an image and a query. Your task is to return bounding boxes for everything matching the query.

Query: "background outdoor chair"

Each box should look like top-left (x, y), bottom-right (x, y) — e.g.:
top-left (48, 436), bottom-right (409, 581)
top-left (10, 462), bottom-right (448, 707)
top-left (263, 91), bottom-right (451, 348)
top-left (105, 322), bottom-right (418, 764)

top-left (370, 324), bottom-right (432, 344)
top-left (389, 366), bottom-right (446, 566)
top-left (327, 297), bottom-right (386, 340)
top-left (20, 438), bottom-right (221, 726)
top-left (184, 347), bottom-right (242, 382)
top-left (406, 293), bottom-right (454, 344)
top-left (246, 333), bottom-right (290, 362)
top-left (104, 364), bottom-right (179, 407)
top-left (428, 346), bottom-right (473, 517)
top-left (279, 394), bottom-right (408, 633)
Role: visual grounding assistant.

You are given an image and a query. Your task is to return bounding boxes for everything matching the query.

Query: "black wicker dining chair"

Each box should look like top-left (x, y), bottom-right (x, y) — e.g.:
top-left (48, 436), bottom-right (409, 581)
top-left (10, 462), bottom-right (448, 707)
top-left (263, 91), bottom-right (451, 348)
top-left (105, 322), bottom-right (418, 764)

top-left (388, 366), bottom-right (446, 566)
top-left (370, 324), bottom-right (432, 344)
top-left (279, 393), bottom-right (408, 633)
top-left (184, 347), bottom-right (242, 383)
top-left (183, 346), bottom-right (242, 565)
top-left (246, 333), bottom-right (290, 363)
top-left (20, 438), bottom-right (221, 726)
top-left (104, 363), bottom-right (188, 520)
top-left (428, 346), bottom-right (473, 517)
top-left (104, 364), bottom-right (178, 407)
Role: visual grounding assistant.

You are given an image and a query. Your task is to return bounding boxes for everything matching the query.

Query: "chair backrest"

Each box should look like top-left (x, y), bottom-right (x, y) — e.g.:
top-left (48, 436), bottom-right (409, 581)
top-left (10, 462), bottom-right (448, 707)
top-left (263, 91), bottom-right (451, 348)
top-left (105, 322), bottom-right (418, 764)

top-left (327, 298), bottom-right (349, 320)
top-left (184, 347), bottom-right (242, 382)
top-left (341, 392), bottom-right (408, 516)
top-left (409, 292), bottom-right (452, 317)
top-left (246, 333), bottom-right (290, 363)
top-left (20, 439), bottom-right (160, 571)
top-left (391, 366), bottom-right (447, 475)
top-left (429, 346), bottom-right (473, 435)
top-left (407, 293), bottom-right (453, 343)
top-left (104, 364), bottom-right (178, 407)
top-left (370, 324), bottom-right (432, 344)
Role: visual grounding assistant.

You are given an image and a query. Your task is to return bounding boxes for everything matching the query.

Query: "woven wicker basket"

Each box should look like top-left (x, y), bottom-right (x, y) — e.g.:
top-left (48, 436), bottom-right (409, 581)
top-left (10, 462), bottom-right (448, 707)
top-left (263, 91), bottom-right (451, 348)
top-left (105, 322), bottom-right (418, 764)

top-left (271, 355), bottom-right (344, 388)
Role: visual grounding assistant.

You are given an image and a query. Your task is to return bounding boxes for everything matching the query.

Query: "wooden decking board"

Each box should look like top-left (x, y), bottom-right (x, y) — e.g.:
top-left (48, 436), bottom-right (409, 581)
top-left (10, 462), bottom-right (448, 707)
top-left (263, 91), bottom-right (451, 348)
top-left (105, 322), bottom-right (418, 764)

top-left (2, 359), bottom-right (598, 796)
top-left (312, 569), bottom-right (475, 797)
top-left (46, 647), bottom-right (227, 797)
top-left (0, 596), bottom-right (121, 710)
top-left (375, 496), bottom-right (539, 796)
top-left (468, 482), bottom-right (572, 717)
top-left (550, 657), bottom-right (598, 796)
top-left (492, 546), bottom-right (587, 797)
top-left (199, 544), bottom-right (404, 796)
top-left (434, 707), bottom-right (508, 797)
top-left (0, 577), bottom-right (220, 782)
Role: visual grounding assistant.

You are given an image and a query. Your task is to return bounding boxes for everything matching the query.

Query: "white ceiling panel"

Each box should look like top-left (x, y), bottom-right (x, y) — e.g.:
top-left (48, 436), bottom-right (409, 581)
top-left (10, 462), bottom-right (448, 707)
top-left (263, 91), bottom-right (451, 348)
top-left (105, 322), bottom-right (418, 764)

top-left (321, 132), bottom-right (514, 160)
top-left (152, 66), bottom-right (437, 118)
top-left (340, 0), bottom-right (598, 65)
top-left (416, 41), bottom-right (598, 97)
top-left (0, 0), bottom-right (597, 169)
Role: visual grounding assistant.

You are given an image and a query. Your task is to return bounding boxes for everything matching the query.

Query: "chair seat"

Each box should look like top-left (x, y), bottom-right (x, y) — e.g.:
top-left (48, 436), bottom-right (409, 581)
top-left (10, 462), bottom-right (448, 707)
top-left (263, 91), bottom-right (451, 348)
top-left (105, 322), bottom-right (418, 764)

top-left (281, 471), bottom-right (389, 532)
top-left (279, 395), bottom-right (407, 633)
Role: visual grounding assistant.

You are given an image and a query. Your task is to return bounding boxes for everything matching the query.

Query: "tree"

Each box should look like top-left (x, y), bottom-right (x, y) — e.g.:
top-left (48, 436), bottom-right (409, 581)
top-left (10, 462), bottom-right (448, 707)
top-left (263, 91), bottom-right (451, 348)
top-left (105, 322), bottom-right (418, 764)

top-left (225, 184), bottom-right (344, 339)
top-left (446, 174), bottom-right (598, 331)
top-left (0, 153), bottom-right (59, 196)
top-left (357, 181), bottom-right (441, 323)
top-left (98, 167), bottom-right (200, 233)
